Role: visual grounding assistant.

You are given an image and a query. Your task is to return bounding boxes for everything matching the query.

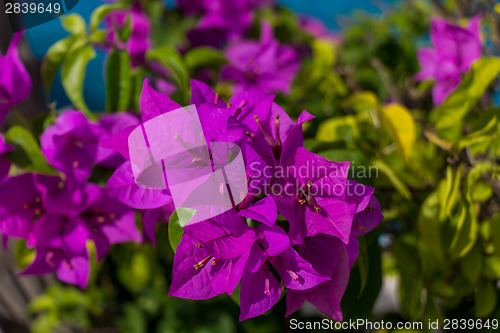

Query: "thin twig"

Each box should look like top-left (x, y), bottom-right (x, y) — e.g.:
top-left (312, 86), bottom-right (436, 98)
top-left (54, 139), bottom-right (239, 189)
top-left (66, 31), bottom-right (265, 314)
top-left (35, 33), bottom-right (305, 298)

top-left (371, 58), bottom-right (400, 103)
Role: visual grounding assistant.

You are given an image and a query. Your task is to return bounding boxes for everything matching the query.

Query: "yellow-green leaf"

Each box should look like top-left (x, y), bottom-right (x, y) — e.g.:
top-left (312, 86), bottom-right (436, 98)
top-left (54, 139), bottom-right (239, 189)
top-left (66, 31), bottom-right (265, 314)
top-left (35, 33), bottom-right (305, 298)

top-left (459, 115), bottom-right (498, 150)
top-left (61, 14), bottom-right (87, 36)
top-left (449, 204), bottom-right (477, 259)
top-left (438, 164), bottom-right (463, 220)
top-left (316, 115), bottom-right (359, 145)
top-left (61, 44), bottom-right (96, 117)
top-left (380, 103), bottom-right (416, 162)
top-left (90, 3), bottom-right (125, 31)
top-left (5, 126), bottom-right (53, 173)
top-left (342, 92), bottom-right (379, 112)
top-left (168, 211), bottom-right (184, 253)
top-left (41, 37), bottom-right (77, 97)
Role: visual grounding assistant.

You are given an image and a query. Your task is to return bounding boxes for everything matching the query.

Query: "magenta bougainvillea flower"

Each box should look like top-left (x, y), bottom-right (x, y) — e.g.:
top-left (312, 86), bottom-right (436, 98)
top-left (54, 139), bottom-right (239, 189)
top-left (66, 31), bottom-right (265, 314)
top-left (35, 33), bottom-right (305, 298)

top-left (178, 0), bottom-right (271, 47)
top-left (104, 3), bottom-right (152, 65)
top-left (24, 213), bottom-right (90, 289)
top-left (33, 175), bottom-right (141, 260)
top-left (0, 174), bottom-right (42, 240)
top-left (0, 0), bottom-right (383, 316)
top-left (97, 112), bottom-right (140, 168)
top-left (0, 107), bottom-right (142, 289)
top-left (101, 78), bottom-right (383, 321)
top-left (285, 234), bottom-right (350, 321)
top-left (273, 147), bottom-right (374, 245)
top-left (240, 224), bottom-right (329, 320)
top-left (0, 135), bottom-right (12, 181)
top-left (0, 172), bottom-right (139, 288)
top-left (0, 32), bottom-right (32, 125)
top-left (168, 215), bottom-right (256, 299)
top-left (415, 16), bottom-right (481, 105)
top-left (0, 71), bottom-right (382, 313)
top-left (41, 111), bottom-right (104, 185)
top-left (286, 195), bottom-right (382, 320)
top-left (221, 22), bottom-right (300, 94)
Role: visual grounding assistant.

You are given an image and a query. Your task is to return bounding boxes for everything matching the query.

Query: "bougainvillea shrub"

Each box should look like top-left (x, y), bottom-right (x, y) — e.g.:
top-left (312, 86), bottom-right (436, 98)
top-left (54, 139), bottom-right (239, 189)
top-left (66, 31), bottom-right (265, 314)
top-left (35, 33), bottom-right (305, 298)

top-left (0, 0), bottom-right (500, 332)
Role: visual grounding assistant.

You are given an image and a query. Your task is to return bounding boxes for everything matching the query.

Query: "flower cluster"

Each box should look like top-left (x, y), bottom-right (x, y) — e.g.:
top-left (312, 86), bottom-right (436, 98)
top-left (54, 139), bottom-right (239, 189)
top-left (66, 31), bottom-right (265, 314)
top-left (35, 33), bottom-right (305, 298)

top-left (0, 32), bottom-right (32, 125)
top-left (0, 5), bottom-right (381, 322)
top-left (103, 2), bottom-right (152, 66)
top-left (103, 79), bottom-right (383, 321)
top-left (0, 111), bottom-right (142, 289)
top-left (177, 0), bottom-right (272, 48)
top-left (415, 16), bottom-right (481, 105)
top-left (0, 31), bottom-right (30, 196)
top-left (221, 22), bottom-right (300, 94)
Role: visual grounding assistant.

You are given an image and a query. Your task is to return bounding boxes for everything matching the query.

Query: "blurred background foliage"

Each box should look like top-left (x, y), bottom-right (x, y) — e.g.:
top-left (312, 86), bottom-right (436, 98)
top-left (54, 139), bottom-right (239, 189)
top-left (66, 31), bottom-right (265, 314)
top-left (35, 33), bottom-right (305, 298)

top-left (3, 0), bottom-right (500, 332)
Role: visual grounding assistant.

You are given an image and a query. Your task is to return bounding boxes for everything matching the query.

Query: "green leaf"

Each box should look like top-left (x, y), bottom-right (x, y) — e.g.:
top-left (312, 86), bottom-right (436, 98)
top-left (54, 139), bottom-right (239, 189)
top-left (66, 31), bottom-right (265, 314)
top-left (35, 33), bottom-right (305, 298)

top-left (311, 39), bottom-right (336, 80)
top-left (475, 280), bottom-right (497, 318)
top-left (5, 126), bottom-right (53, 173)
top-left (147, 46), bottom-right (190, 104)
top-left (459, 114), bottom-right (498, 149)
top-left (491, 214), bottom-right (500, 257)
top-left (61, 44), bottom-right (96, 116)
top-left (31, 313), bottom-right (59, 333)
top-left (316, 115), bottom-right (359, 145)
top-left (319, 149), bottom-right (369, 168)
top-left (372, 159), bottom-right (412, 199)
top-left (357, 236), bottom-right (369, 296)
top-left (434, 57), bottom-right (500, 142)
top-left (118, 252), bottom-right (151, 292)
top-left (90, 4), bottom-right (124, 31)
top-left (418, 192), bottom-right (443, 261)
top-left (342, 92), bottom-right (378, 112)
top-left (185, 47), bottom-right (227, 70)
top-left (88, 30), bottom-right (107, 44)
top-left (482, 256), bottom-right (500, 280)
top-left (466, 162), bottom-right (493, 203)
top-left (48, 285), bottom-right (88, 308)
top-left (14, 240), bottom-right (35, 271)
top-left (380, 103), bottom-right (416, 162)
top-left (460, 244), bottom-right (481, 285)
top-left (168, 208), bottom-right (197, 253)
top-left (168, 211), bottom-right (183, 253)
top-left (105, 48), bottom-right (132, 112)
top-left (117, 304), bottom-right (147, 333)
top-left (400, 277), bottom-right (425, 320)
top-left (438, 164), bottom-right (463, 220)
top-left (29, 295), bottom-right (55, 313)
top-left (41, 37), bottom-right (77, 97)
top-left (229, 284), bottom-right (241, 306)
top-left (61, 14), bottom-right (87, 36)
top-left (449, 203), bottom-right (477, 259)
